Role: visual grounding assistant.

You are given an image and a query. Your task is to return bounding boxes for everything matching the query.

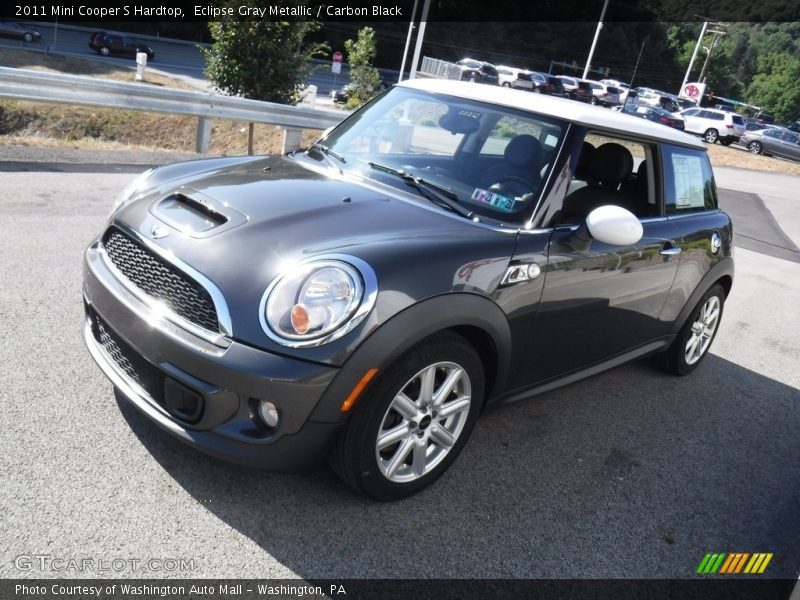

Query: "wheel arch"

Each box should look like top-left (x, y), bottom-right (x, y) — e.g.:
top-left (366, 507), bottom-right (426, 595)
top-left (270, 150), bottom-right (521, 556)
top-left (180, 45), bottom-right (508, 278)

top-left (309, 293), bottom-right (512, 423)
top-left (670, 257), bottom-right (734, 335)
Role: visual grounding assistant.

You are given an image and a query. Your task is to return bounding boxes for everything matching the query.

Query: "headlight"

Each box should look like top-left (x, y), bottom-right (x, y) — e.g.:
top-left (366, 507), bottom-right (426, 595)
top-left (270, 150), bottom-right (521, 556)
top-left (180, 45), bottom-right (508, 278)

top-left (112, 167), bottom-right (156, 214)
top-left (261, 257), bottom-right (377, 347)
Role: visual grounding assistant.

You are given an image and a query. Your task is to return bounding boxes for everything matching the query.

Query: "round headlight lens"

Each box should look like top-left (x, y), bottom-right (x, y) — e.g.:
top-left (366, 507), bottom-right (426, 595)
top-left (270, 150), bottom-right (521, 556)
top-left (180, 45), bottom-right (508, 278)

top-left (265, 261), bottom-right (364, 342)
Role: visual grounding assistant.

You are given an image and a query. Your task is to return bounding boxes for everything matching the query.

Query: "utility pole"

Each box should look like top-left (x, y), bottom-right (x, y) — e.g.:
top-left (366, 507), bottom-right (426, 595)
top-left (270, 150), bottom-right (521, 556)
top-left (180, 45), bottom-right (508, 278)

top-left (698, 24), bottom-right (727, 83)
top-left (629, 41), bottom-right (645, 87)
top-left (582, 0), bottom-right (610, 80)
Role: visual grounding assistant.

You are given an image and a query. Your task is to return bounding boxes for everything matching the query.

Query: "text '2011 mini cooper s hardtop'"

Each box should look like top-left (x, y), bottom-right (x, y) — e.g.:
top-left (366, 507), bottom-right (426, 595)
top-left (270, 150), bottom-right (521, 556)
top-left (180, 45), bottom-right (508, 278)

top-left (84, 79), bottom-right (733, 500)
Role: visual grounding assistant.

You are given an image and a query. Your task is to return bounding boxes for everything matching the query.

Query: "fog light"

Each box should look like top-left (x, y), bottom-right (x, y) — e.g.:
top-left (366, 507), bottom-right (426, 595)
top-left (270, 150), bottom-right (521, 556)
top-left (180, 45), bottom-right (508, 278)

top-left (257, 400), bottom-right (280, 428)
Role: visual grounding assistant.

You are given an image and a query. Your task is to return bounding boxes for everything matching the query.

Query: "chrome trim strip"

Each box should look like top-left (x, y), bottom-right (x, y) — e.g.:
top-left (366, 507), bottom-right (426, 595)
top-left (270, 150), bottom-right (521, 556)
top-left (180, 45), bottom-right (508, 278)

top-left (88, 243), bottom-right (230, 352)
top-left (83, 315), bottom-right (191, 439)
top-left (258, 254), bottom-right (379, 349)
top-left (109, 221), bottom-right (234, 341)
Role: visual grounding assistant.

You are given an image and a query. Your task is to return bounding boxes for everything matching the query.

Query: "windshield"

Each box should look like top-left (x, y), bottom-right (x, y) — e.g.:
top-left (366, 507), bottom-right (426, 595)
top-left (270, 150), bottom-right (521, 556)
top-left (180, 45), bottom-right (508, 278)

top-left (319, 87), bottom-right (567, 223)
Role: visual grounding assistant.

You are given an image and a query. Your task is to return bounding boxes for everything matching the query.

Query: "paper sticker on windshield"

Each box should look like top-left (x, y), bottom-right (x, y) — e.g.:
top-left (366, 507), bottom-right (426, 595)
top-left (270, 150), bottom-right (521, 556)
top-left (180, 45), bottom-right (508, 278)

top-left (471, 188), bottom-right (516, 213)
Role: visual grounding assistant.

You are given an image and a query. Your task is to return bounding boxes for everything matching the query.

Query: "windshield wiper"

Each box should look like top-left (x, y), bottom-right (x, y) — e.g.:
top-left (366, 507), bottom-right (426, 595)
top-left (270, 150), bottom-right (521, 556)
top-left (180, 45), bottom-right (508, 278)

top-left (368, 162), bottom-right (475, 220)
top-left (307, 142), bottom-right (347, 173)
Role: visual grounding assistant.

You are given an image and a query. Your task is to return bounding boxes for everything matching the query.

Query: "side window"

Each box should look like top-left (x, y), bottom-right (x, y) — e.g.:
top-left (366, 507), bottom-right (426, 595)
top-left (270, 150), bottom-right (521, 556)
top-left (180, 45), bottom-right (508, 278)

top-left (683, 108), bottom-right (699, 117)
top-left (662, 145), bottom-right (717, 214)
top-left (763, 129), bottom-right (779, 139)
top-left (782, 132), bottom-right (799, 144)
top-left (561, 132), bottom-right (655, 222)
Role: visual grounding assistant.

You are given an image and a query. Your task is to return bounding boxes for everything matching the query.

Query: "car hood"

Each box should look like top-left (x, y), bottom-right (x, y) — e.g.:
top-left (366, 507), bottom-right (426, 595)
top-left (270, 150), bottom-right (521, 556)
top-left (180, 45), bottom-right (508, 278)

top-left (111, 155), bottom-right (516, 356)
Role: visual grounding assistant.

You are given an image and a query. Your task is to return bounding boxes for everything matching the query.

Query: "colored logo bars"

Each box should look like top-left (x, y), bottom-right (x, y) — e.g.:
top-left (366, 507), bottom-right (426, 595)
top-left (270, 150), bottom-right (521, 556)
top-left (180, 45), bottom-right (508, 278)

top-left (697, 553), bottom-right (773, 574)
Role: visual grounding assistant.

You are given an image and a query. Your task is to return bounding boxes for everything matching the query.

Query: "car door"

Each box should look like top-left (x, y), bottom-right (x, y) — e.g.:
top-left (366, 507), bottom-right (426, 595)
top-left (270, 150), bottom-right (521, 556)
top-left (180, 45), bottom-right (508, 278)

top-left (680, 109), bottom-right (701, 133)
top-left (761, 129), bottom-right (783, 155)
top-left (506, 132), bottom-right (682, 390)
top-left (779, 132), bottom-right (800, 160)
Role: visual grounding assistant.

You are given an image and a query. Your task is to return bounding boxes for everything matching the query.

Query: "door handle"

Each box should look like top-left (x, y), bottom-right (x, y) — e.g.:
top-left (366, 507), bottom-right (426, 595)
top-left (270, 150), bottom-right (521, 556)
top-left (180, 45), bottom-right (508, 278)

top-left (659, 243), bottom-right (682, 256)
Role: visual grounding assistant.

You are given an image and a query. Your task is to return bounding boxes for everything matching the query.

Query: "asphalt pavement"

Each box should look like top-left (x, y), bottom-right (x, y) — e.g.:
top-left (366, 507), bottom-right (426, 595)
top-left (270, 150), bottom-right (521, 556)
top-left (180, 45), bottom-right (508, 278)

top-left (0, 156), bottom-right (798, 580)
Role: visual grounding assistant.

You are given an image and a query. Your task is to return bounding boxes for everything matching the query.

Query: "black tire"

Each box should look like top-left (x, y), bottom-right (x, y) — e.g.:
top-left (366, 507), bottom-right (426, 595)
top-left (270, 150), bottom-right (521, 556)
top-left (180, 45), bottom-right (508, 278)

top-left (502, 82), bottom-right (511, 88)
top-left (590, 96), bottom-right (598, 105)
top-left (703, 128), bottom-right (719, 143)
top-left (655, 283), bottom-right (725, 376)
top-left (720, 139), bottom-right (732, 146)
top-left (748, 141), bottom-right (763, 155)
top-left (23, 33), bottom-right (33, 43)
top-left (332, 331), bottom-right (484, 501)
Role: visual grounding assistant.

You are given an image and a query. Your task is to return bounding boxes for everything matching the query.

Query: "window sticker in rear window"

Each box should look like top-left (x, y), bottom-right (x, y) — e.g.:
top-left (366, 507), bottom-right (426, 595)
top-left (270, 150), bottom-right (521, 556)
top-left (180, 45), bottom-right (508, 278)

top-left (671, 154), bottom-right (707, 209)
top-left (471, 188), bottom-right (517, 212)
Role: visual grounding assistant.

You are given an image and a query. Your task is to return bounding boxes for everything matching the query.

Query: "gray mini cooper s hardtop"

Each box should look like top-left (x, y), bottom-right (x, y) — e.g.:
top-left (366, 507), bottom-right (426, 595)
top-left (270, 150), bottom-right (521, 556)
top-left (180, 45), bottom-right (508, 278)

top-left (83, 79), bottom-right (733, 500)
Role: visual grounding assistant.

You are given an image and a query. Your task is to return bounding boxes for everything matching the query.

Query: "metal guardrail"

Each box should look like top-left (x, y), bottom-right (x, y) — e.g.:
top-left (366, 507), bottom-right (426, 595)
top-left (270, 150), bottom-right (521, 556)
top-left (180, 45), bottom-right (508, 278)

top-left (0, 67), bottom-right (346, 152)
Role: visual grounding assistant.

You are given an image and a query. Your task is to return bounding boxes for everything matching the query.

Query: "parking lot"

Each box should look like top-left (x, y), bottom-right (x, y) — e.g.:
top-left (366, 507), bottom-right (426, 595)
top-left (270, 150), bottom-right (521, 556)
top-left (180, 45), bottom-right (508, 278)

top-left (1, 158), bottom-right (798, 579)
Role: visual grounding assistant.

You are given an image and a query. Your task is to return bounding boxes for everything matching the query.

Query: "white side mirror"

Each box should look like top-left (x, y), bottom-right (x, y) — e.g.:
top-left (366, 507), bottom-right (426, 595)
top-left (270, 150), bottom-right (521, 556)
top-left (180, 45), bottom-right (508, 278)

top-left (586, 205), bottom-right (643, 246)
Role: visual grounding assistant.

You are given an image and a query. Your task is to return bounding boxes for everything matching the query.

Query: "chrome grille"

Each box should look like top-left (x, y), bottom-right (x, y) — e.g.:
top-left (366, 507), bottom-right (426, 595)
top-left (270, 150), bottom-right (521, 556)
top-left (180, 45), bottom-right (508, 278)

top-left (103, 228), bottom-right (219, 332)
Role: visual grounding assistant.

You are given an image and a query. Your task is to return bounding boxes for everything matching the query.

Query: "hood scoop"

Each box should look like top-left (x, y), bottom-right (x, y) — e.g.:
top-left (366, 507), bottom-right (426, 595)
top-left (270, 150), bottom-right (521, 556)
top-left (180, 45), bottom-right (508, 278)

top-left (149, 187), bottom-right (247, 238)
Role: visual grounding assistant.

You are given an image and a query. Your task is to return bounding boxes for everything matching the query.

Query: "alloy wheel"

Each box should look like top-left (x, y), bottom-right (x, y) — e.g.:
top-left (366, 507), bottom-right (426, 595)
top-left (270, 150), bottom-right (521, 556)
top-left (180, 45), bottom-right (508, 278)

top-left (375, 361), bottom-right (472, 483)
top-left (685, 296), bottom-right (721, 365)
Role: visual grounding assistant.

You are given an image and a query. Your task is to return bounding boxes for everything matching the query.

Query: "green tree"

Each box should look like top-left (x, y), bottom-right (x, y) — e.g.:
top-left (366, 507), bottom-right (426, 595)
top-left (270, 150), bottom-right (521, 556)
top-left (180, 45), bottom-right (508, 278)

top-left (344, 27), bottom-right (381, 109)
top-left (746, 52), bottom-right (800, 122)
top-left (202, 1), bottom-right (326, 104)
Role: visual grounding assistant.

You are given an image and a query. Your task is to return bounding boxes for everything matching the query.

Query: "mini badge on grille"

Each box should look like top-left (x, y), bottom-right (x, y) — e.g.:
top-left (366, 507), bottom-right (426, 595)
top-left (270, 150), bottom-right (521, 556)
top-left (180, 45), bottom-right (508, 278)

top-left (150, 224), bottom-right (170, 239)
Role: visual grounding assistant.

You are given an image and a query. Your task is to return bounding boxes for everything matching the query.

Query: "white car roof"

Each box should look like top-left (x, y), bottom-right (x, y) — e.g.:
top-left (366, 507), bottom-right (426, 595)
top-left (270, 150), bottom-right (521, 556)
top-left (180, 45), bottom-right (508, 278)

top-left (397, 78), bottom-right (704, 149)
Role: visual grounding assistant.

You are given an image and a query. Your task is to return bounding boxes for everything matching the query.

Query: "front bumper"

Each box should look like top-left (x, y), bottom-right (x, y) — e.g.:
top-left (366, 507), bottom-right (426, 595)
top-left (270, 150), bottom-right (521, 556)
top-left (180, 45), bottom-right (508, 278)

top-left (83, 240), bottom-right (342, 470)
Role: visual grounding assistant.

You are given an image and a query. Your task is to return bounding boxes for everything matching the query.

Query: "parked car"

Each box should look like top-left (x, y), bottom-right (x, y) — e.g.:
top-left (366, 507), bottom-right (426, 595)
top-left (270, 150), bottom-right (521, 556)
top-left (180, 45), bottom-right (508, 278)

top-left (556, 76), bottom-right (593, 103)
top-left (89, 31), bottom-right (154, 60)
top-left (740, 127), bottom-right (800, 162)
top-left (0, 21), bottom-right (41, 42)
top-left (635, 88), bottom-right (680, 112)
top-left (679, 107), bottom-right (745, 145)
top-left (84, 78), bottom-right (733, 501)
top-left (622, 104), bottom-right (685, 130)
top-left (586, 81), bottom-right (621, 106)
top-left (744, 119), bottom-right (779, 133)
top-left (600, 78), bottom-right (631, 102)
top-left (530, 72), bottom-right (565, 96)
top-left (496, 66), bottom-right (534, 91)
top-left (455, 59), bottom-right (499, 85)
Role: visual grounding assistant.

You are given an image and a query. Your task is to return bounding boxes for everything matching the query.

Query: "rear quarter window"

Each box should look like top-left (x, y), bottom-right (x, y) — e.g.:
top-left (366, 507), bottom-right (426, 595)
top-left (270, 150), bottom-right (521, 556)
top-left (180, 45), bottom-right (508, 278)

top-left (662, 145), bottom-right (717, 214)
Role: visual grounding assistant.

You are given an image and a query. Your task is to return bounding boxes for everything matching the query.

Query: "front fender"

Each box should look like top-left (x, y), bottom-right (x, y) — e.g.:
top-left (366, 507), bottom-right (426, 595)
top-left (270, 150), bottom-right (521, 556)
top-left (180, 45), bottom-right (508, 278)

top-left (309, 293), bottom-right (512, 423)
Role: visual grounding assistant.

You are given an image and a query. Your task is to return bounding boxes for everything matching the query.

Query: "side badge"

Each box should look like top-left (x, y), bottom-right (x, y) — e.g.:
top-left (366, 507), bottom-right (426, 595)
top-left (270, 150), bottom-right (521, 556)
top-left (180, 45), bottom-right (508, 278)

top-left (150, 224), bottom-right (170, 240)
top-left (711, 231), bottom-right (721, 254)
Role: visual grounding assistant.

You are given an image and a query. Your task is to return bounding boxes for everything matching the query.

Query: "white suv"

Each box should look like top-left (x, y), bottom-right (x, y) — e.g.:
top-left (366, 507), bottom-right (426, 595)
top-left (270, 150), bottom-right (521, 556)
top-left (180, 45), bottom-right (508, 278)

top-left (496, 66), bottom-right (533, 90)
top-left (586, 81), bottom-right (621, 106)
top-left (679, 107), bottom-right (746, 145)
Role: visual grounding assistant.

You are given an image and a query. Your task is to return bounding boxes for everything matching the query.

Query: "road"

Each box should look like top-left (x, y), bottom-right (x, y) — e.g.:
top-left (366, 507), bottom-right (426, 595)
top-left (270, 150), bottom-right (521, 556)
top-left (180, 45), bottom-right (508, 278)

top-left (0, 23), bottom-right (364, 96)
top-left (0, 160), bottom-right (798, 580)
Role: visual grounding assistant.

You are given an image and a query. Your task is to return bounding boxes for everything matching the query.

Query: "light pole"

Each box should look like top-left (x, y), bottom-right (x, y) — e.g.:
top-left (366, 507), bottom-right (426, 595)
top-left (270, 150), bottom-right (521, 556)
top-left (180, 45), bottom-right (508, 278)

top-left (582, 0), bottom-right (610, 80)
top-left (408, 0), bottom-right (431, 80)
top-left (680, 21), bottom-right (708, 93)
top-left (397, 0), bottom-right (419, 82)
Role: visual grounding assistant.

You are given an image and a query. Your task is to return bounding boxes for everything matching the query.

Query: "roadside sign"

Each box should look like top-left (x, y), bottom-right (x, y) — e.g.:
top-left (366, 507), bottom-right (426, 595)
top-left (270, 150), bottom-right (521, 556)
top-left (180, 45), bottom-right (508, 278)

top-left (331, 62), bottom-right (342, 74)
top-left (333, 51), bottom-right (343, 63)
top-left (680, 81), bottom-right (706, 102)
